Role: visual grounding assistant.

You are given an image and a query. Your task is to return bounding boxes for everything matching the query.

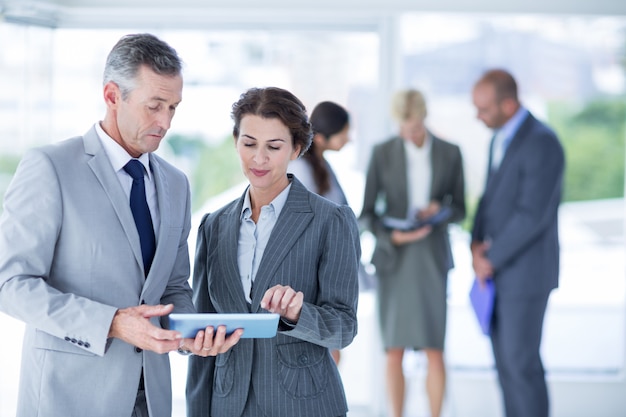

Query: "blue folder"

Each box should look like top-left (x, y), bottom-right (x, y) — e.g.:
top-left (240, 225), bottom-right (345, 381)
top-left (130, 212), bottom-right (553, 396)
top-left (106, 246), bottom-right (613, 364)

top-left (469, 278), bottom-right (495, 335)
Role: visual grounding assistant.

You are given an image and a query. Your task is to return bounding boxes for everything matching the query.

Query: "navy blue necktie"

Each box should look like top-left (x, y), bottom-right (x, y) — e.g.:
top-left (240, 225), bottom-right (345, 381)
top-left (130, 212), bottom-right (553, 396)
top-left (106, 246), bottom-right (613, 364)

top-left (124, 160), bottom-right (156, 276)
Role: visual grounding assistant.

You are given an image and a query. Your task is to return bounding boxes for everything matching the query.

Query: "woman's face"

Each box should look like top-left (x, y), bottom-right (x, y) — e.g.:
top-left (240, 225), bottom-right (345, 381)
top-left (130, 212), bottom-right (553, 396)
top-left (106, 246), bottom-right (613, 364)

top-left (400, 116), bottom-right (427, 147)
top-left (236, 114), bottom-right (301, 198)
top-left (321, 123), bottom-right (350, 152)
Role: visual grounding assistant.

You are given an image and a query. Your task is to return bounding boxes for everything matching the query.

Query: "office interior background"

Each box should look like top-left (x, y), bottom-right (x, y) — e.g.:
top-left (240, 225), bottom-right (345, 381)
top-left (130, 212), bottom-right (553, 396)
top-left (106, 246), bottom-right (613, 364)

top-left (0, 0), bottom-right (625, 416)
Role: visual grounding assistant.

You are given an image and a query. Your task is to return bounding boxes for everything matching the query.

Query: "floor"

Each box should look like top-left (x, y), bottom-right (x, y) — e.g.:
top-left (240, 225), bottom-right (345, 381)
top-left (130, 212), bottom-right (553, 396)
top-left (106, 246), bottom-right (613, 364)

top-left (2, 203), bottom-right (625, 416)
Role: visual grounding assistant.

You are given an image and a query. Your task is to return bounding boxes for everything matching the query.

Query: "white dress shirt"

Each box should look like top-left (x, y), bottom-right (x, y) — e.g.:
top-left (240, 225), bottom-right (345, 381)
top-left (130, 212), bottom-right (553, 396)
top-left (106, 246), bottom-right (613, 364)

top-left (95, 122), bottom-right (160, 237)
top-left (238, 182), bottom-right (291, 303)
top-left (404, 134), bottom-right (432, 218)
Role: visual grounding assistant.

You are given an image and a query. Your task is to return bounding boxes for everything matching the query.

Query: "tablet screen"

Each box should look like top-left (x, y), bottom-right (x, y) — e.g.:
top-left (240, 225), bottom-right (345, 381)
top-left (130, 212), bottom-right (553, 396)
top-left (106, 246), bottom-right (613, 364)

top-left (169, 313), bottom-right (280, 338)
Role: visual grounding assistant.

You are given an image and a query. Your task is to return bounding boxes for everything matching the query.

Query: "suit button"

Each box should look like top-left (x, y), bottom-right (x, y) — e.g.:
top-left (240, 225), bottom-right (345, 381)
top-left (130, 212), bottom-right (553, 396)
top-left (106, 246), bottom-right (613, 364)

top-left (77, 341), bottom-right (84, 346)
top-left (135, 347), bottom-right (143, 353)
top-left (84, 342), bottom-right (91, 348)
top-left (71, 338), bottom-right (77, 344)
top-left (298, 354), bottom-right (308, 365)
top-left (64, 337), bottom-right (71, 342)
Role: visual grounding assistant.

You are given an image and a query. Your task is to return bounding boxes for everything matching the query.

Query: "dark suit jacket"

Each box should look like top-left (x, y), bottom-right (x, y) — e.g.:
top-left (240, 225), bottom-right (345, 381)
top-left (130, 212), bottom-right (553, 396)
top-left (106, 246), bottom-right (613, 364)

top-left (471, 112), bottom-right (565, 299)
top-left (186, 176), bottom-right (361, 417)
top-left (359, 133), bottom-right (466, 276)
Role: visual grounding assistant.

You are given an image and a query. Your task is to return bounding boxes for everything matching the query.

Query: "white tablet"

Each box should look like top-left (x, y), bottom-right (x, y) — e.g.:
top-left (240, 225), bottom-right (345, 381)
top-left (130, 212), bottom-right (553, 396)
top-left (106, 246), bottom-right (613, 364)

top-left (169, 313), bottom-right (280, 339)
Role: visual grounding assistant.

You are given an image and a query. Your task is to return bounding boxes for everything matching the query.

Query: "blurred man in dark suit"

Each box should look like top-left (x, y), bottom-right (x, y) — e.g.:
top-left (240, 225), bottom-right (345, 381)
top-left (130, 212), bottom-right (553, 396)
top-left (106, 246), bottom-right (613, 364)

top-left (471, 68), bottom-right (565, 417)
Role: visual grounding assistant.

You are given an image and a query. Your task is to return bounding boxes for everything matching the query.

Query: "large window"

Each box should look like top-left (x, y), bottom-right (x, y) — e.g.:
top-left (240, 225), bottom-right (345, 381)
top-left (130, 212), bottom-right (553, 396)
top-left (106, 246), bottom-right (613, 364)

top-left (393, 11), bottom-right (626, 392)
top-left (0, 23), bottom-right (381, 417)
top-left (0, 27), bottom-right (379, 212)
top-left (377, 14), bottom-right (626, 417)
top-left (0, 11), bottom-right (625, 417)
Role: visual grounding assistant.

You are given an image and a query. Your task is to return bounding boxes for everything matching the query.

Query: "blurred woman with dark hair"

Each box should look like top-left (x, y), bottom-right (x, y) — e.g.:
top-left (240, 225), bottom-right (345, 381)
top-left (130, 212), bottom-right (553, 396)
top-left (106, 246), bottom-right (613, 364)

top-left (289, 101), bottom-right (351, 205)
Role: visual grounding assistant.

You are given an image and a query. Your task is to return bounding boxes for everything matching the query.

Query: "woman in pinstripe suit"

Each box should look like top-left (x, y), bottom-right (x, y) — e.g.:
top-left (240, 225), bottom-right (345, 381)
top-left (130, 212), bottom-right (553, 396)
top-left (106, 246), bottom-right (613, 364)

top-left (288, 100), bottom-right (352, 366)
top-left (186, 87), bottom-right (361, 417)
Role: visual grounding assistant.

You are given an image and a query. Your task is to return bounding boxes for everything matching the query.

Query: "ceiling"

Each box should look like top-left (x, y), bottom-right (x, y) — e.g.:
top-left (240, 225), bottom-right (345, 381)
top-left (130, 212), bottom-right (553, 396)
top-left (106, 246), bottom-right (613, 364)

top-left (2, 0), bottom-right (626, 29)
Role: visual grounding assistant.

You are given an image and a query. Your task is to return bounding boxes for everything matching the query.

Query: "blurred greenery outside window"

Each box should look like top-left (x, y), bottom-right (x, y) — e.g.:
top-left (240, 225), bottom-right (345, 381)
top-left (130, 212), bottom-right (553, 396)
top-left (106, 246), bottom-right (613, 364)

top-left (550, 99), bottom-right (625, 202)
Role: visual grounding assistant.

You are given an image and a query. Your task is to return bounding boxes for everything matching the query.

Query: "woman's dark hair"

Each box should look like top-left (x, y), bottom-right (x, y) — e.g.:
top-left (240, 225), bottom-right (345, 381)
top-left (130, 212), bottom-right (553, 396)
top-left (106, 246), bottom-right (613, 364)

top-left (231, 87), bottom-right (312, 156)
top-left (304, 101), bottom-right (349, 195)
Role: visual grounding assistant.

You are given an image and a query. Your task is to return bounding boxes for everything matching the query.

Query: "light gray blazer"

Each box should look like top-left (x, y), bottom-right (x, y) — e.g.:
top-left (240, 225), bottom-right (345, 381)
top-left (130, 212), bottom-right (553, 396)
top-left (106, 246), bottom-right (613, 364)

top-left (359, 133), bottom-right (466, 276)
top-left (0, 126), bottom-right (195, 417)
top-left (186, 176), bottom-right (360, 417)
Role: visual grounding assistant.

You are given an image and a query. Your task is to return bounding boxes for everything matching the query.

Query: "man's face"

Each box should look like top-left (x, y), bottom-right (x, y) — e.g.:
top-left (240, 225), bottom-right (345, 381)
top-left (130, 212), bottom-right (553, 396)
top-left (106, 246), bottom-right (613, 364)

top-left (112, 65), bottom-right (183, 157)
top-left (472, 83), bottom-right (508, 129)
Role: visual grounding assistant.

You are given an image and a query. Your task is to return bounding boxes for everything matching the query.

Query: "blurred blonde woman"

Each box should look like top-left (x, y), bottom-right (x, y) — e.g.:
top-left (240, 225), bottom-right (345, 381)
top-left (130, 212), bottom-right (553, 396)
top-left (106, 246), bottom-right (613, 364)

top-left (360, 89), bottom-right (466, 417)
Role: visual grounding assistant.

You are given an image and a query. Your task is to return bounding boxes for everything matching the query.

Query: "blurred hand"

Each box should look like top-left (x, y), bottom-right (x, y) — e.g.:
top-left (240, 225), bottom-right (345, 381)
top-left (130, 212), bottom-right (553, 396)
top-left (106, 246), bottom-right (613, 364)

top-left (417, 200), bottom-right (441, 219)
top-left (471, 241), bottom-right (494, 283)
top-left (391, 225), bottom-right (432, 246)
top-left (261, 285), bottom-right (304, 323)
top-left (108, 304), bottom-right (182, 354)
top-left (179, 325), bottom-right (243, 357)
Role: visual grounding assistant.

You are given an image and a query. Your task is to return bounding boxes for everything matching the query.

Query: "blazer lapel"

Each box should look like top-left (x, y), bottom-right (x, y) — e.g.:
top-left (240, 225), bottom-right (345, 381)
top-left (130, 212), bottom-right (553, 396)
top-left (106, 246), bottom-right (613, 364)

top-left (485, 113), bottom-right (533, 193)
top-left (429, 135), bottom-right (444, 199)
top-left (84, 129), bottom-right (144, 278)
top-left (218, 197), bottom-right (250, 310)
top-left (249, 180), bottom-right (314, 312)
top-left (144, 155), bottom-right (168, 284)
top-left (390, 138), bottom-right (410, 215)
top-left (501, 113), bottom-right (534, 168)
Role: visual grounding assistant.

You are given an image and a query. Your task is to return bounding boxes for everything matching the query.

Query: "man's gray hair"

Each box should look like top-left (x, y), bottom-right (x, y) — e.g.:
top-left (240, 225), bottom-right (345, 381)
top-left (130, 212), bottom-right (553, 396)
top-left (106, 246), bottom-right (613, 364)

top-left (103, 33), bottom-right (183, 100)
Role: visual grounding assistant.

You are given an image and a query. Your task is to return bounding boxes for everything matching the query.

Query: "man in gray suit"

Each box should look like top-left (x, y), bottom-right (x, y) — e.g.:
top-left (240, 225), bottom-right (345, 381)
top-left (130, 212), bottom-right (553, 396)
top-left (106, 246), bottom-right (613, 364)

top-left (0, 33), bottom-right (237, 417)
top-left (470, 69), bottom-right (565, 417)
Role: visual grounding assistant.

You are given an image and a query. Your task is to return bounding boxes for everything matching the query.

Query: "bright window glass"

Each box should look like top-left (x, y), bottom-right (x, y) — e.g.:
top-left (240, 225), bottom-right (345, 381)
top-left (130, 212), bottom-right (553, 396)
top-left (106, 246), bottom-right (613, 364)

top-left (0, 13), bottom-right (625, 417)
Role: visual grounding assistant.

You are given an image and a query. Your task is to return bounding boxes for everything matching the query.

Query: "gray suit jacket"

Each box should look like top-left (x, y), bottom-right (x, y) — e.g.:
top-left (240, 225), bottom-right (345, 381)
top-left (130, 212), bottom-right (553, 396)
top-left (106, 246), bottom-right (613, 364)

top-left (471, 112), bottom-right (565, 298)
top-left (186, 176), bottom-right (360, 417)
top-left (0, 126), bottom-right (195, 417)
top-left (359, 133), bottom-right (466, 276)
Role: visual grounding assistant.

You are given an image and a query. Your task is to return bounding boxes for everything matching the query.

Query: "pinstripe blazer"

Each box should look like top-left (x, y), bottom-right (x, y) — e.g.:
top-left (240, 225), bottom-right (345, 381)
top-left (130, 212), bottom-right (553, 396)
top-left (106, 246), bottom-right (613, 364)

top-left (186, 176), bottom-right (361, 417)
